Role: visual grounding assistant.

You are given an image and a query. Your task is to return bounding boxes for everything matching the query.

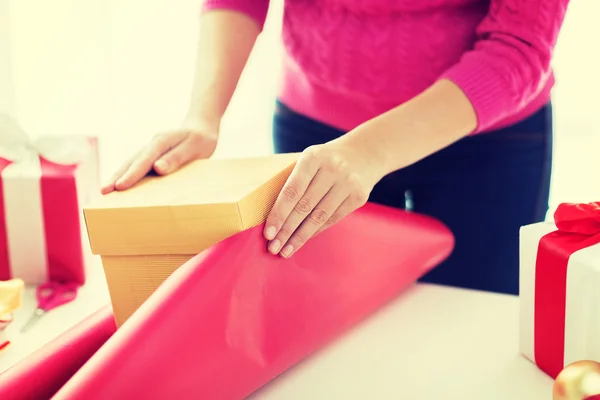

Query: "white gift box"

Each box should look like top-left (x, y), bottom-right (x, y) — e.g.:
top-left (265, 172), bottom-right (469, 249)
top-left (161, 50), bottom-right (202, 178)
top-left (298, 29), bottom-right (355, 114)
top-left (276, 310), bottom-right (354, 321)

top-left (519, 216), bottom-right (600, 379)
top-left (0, 113), bottom-right (98, 284)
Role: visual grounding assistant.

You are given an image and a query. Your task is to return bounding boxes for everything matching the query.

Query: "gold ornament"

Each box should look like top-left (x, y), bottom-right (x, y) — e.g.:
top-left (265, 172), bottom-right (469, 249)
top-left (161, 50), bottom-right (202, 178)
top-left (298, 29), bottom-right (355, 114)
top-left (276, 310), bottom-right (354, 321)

top-left (553, 360), bottom-right (600, 400)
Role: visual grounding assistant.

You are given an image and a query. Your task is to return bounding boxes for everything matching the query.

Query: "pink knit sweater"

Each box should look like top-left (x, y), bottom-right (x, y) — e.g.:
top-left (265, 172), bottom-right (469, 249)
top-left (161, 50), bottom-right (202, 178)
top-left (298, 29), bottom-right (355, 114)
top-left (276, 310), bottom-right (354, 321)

top-left (202, 0), bottom-right (569, 133)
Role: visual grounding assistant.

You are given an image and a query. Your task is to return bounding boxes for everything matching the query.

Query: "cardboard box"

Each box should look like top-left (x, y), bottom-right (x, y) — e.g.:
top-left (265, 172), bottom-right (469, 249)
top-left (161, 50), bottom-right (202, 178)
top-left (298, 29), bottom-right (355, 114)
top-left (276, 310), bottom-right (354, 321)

top-left (519, 202), bottom-right (600, 379)
top-left (84, 153), bottom-right (298, 326)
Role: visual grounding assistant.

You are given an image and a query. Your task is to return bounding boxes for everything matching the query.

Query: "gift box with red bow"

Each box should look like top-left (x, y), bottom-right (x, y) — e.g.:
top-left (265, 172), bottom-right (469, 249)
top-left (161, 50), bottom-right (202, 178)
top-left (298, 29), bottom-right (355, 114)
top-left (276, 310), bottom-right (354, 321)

top-left (519, 202), bottom-right (600, 379)
top-left (0, 114), bottom-right (99, 285)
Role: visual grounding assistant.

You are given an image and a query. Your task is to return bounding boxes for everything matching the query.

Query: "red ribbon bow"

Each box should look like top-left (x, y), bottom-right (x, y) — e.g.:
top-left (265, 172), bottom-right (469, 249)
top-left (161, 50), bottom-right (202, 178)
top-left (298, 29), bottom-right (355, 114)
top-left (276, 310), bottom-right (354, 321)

top-left (534, 202), bottom-right (600, 378)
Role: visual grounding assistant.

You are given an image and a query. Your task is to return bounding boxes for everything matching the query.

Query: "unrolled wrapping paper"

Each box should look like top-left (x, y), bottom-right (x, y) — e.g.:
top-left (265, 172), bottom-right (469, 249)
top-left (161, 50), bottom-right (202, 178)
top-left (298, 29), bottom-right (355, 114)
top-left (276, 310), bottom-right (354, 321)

top-left (0, 305), bottom-right (115, 400)
top-left (520, 202), bottom-right (600, 379)
top-left (55, 202), bottom-right (454, 399)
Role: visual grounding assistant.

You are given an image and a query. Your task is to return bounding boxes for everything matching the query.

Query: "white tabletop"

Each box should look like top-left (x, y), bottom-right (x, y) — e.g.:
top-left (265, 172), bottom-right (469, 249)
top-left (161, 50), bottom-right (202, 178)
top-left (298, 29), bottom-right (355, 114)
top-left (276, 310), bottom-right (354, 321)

top-left (0, 263), bottom-right (553, 399)
top-left (251, 284), bottom-right (554, 400)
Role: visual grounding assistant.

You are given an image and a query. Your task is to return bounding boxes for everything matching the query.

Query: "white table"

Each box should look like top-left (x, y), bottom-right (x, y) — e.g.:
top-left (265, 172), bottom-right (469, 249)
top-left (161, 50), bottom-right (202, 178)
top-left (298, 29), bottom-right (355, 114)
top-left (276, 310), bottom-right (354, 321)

top-left (1, 264), bottom-right (553, 399)
top-left (252, 284), bottom-right (554, 400)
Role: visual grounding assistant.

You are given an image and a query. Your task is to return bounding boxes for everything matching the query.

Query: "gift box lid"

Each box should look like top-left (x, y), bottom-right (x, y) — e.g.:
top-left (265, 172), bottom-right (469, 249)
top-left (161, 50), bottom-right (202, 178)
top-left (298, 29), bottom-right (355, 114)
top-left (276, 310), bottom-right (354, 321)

top-left (84, 153), bottom-right (298, 256)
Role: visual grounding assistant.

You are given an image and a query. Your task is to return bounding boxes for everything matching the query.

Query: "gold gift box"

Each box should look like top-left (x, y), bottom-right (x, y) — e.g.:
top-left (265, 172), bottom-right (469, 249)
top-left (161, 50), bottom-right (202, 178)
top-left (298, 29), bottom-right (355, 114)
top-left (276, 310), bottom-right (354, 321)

top-left (84, 154), bottom-right (298, 326)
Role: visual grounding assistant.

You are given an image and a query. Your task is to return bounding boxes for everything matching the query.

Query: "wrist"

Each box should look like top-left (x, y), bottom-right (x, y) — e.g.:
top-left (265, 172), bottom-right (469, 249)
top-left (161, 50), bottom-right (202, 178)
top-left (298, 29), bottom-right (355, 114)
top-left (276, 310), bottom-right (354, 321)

top-left (184, 95), bottom-right (226, 131)
top-left (182, 111), bottom-right (221, 136)
top-left (336, 132), bottom-right (392, 183)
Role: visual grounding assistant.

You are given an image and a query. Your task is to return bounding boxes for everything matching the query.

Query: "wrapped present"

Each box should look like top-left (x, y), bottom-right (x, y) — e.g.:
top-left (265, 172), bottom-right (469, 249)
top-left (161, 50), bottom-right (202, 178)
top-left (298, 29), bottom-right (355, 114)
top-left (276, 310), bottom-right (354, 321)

top-left (0, 305), bottom-right (115, 400)
top-left (520, 202), bottom-right (600, 379)
top-left (84, 153), bottom-right (298, 326)
top-left (55, 202), bottom-right (454, 399)
top-left (0, 113), bottom-right (99, 285)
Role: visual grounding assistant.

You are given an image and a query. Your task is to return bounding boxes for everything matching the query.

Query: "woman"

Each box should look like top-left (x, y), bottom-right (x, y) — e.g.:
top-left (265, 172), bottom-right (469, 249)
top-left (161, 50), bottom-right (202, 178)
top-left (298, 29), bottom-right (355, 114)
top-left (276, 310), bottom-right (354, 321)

top-left (102, 0), bottom-right (570, 295)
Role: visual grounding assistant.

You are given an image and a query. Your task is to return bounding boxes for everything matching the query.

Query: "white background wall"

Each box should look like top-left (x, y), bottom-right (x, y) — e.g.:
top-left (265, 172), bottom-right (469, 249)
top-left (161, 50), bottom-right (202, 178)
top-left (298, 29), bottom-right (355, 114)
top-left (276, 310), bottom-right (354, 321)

top-left (1, 0), bottom-right (599, 210)
top-left (0, 0), bottom-right (16, 116)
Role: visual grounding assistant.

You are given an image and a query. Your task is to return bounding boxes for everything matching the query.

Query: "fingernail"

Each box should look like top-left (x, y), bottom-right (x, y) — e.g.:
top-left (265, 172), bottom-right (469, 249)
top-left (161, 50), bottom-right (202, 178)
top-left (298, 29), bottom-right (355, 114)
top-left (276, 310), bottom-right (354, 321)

top-left (264, 226), bottom-right (276, 240)
top-left (154, 159), bottom-right (170, 174)
top-left (268, 239), bottom-right (281, 254)
top-left (281, 244), bottom-right (294, 258)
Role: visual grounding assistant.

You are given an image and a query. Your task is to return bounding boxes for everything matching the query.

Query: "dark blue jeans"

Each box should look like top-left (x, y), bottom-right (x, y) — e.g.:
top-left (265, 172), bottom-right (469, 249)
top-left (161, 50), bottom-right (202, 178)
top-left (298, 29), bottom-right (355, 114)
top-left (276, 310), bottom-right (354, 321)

top-left (272, 101), bottom-right (553, 295)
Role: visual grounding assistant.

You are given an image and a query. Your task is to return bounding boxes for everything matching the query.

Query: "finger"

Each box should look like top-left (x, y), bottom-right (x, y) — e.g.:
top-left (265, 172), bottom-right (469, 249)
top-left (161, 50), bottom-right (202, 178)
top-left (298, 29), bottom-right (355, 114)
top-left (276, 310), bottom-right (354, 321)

top-left (153, 135), bottom-right (203, 175)
top-left (264, 156), bottom-right (319, 241)
top-left (268, 169), bottom-right (335, 255)
top-left (115, 133), bottom-right (186, 190)
top-left (313, 197), bottom-right (358, 237)
top-left (101, 152), bottom-right (139, 195)
top-left (101, 164), bottom-right (130, 194)
top-left (279, 184), bottom-right (349, 258)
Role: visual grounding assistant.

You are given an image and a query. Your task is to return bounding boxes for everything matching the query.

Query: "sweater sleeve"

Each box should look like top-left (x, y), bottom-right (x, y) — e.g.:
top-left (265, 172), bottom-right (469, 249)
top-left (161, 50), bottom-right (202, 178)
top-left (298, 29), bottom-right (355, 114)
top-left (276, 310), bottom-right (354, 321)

top-left (201, 0), bottom-right (270, 30)
top-left (440, 0), bottom-right (570, 132)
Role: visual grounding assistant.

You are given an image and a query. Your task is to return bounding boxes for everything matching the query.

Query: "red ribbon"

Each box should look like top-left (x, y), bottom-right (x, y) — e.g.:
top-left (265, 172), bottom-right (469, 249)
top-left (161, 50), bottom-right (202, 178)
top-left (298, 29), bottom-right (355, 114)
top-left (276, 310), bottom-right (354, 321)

top-left (534, 202), bottom-right (600, 378)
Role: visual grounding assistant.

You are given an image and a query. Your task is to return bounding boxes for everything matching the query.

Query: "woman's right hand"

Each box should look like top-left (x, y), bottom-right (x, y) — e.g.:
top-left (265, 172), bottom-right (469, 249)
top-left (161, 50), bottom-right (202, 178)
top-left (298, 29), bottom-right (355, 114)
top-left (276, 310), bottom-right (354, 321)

top-left (101, 119), bottom-right (219, 195)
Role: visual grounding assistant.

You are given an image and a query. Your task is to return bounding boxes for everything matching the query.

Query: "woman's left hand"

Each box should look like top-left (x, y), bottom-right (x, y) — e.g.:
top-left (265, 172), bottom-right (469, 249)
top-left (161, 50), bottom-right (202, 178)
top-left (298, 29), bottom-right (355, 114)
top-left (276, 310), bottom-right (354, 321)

top-left (264, 138), bottom-right (386, 258)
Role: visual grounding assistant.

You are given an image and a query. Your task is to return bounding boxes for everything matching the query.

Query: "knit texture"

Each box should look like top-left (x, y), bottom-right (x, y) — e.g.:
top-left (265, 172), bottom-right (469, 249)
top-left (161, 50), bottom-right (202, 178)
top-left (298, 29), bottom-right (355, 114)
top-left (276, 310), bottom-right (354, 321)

top-left (202, 0), bottom-right (569, 133)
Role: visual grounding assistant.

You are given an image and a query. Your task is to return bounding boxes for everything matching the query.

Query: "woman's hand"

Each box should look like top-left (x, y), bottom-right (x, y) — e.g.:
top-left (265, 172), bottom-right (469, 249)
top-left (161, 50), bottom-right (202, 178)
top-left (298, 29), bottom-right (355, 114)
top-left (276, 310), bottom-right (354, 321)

top-left (101, 118), bottom-right (219, 194)
top-left (264, 138), bottom-right (386, 258)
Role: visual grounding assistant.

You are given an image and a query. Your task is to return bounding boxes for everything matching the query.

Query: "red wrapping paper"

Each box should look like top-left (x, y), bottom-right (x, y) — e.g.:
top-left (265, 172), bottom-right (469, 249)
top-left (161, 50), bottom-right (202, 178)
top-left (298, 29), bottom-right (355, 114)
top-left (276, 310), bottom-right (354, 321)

top-left (0, 305), bottom-right (115, 400)
top-left (54, 203), bottom-right (453, 399)
top-left (0, 138), bottom-right (99, 284)
top-left (534, 202), bottom-right (600, 378)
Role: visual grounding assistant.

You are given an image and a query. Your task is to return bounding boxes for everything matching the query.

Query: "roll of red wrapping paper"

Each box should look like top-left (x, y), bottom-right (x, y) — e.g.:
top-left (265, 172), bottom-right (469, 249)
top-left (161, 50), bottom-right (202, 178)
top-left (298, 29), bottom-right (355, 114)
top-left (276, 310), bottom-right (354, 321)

top-left (54, 202), bottom-right (454, 400)
top-left (0, 305), bottom-right (115, 400)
